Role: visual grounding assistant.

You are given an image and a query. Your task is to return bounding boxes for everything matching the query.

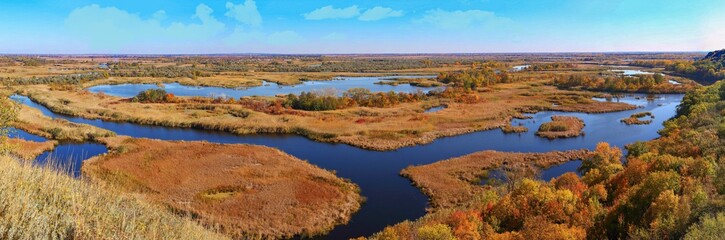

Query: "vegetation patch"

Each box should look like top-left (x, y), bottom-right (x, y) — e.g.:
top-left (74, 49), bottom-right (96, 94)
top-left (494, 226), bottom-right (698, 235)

top-left (501, 123), bottom-right (528, 133)
top-left (82, 137), bottom-right (362, 239)
top-left (621, 111), bottom-right (654, 125)
top-left (536, 116), bottom-right (585, 139)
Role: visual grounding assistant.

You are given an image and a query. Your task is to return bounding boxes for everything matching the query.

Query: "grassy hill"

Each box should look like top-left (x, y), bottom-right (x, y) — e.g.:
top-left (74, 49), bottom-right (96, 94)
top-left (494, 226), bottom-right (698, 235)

top-left (0, 155), bottom-right (227, 239)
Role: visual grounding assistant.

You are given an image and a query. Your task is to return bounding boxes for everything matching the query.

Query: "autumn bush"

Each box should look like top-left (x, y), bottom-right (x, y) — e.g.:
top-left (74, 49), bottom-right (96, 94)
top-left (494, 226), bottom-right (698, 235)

top-left (131, 89), bottom-right (175, 103)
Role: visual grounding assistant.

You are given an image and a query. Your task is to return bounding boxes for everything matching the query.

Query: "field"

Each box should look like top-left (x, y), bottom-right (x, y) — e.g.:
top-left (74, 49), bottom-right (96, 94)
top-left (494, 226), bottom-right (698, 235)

top-left (82, 137), bottom-right (362, 239)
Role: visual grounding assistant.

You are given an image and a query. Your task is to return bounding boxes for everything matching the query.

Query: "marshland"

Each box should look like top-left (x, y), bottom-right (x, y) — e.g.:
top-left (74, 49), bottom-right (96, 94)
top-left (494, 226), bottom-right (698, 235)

top-left (2, 50), bottom-right (717, 239)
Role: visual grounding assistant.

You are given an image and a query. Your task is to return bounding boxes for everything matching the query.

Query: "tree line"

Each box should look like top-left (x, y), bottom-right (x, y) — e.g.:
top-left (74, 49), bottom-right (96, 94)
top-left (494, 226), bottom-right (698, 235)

top-left (551, 73), bottom-right (694, 93)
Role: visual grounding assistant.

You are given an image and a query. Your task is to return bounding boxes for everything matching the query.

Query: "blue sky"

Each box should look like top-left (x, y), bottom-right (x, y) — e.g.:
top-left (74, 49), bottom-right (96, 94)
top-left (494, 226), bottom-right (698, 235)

top-left (0, 0), bottom-right (723, 54)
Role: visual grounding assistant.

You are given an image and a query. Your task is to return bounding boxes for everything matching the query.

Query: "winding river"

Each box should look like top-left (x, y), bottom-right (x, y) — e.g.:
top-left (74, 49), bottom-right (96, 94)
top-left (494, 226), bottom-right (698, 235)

top-left (10, 89), bottom-right (683, 239)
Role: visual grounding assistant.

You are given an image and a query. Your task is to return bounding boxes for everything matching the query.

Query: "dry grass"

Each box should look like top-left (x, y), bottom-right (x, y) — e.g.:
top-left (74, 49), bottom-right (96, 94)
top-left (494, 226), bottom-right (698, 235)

top-left (0, 154), bottom-right (228, 239)
top-left (402, 150), bottom-right (591, 209)
top-left (83, 137), bottom-right (362, 239)
top-left (10, 103), bottom-right (115, 141)
top-left (13, 78), bottom-right (635, 150)
top-left (536, 116), bottom-right (586, 139)
top-left (7, 138), bottom-right (57, 160)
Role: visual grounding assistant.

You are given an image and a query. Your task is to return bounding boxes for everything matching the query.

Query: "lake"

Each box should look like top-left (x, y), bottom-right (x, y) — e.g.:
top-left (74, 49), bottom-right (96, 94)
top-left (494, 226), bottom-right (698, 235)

top-left (9, 92), bottom-right (682, 239)
top-left (87, 76), bottom-right (440, 99)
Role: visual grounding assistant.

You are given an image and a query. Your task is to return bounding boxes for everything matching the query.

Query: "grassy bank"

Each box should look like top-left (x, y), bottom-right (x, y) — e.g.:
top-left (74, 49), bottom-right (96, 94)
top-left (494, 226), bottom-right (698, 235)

top-left (83, 137), bottom-right (362, 239)
top-left (15, 79), bottom-right (636, 151)
top-left (11, 102), bottom-right (115, 142)
top-left (0, 154), bottom-right (227, 239)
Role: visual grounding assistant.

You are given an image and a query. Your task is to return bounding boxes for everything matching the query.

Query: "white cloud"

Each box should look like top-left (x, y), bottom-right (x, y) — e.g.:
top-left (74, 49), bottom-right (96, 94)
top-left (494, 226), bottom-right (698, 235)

top-left (303, 5), bottom-right (360, 20)
top-left (358, 7), bottom-right (403, 21)
top-left (418, 9), bottom-right (509, 29)
top-left (65, 4), bottom-right (225, 51)
top-left (225, 0), bottom-right (262, 27)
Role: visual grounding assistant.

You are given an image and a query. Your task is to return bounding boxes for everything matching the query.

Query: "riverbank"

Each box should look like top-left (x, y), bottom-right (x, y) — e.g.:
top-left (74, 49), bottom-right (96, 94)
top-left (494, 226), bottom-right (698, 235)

top-left (82, 136), bottom-right (362, 239)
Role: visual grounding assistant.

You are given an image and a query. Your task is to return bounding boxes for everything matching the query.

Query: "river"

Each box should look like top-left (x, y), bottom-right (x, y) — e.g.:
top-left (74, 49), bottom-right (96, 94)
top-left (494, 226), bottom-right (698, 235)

top-left (9, 91), bottom-right (682, 239)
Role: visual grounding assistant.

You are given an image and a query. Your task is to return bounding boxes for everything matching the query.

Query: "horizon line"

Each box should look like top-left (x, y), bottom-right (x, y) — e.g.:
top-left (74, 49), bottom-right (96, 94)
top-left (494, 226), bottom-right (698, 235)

top-left (0, 50), bottom-right (714, 57)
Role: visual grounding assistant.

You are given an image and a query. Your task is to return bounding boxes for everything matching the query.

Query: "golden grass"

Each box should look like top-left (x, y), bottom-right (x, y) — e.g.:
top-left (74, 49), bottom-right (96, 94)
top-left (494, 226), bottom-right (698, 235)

top-left (83, 136), bottom-right (362, 239)
top-left (401, 150), bottom-right (591, 210)
top-left (12, 78), bottom-right (635, 151)
top-left (7, 138), bottom-right (57, 160)
top-left (0, 154), bottom-right (227, 239)
top-left (536, 116), bottom-right (586, 139)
